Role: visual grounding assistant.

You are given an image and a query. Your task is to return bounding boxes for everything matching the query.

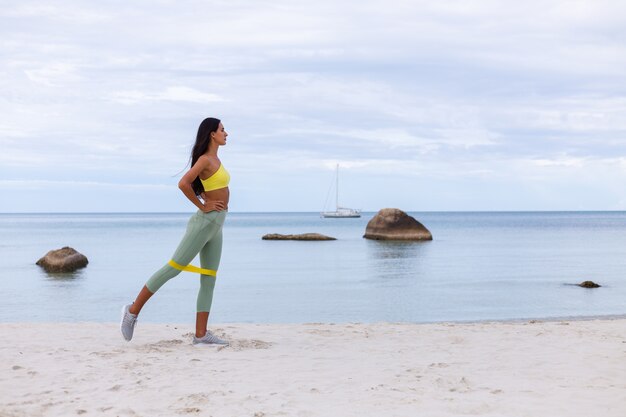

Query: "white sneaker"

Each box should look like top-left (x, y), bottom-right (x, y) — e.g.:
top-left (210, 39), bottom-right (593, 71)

top-left (192, 330), bottom-right (229, 346)
top-left (120, 304), bottom-right (138, 341)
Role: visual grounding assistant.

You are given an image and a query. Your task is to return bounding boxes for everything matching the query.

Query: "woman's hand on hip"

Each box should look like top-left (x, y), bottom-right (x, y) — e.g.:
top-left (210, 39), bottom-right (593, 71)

top-left (202, 200), bottom-right (225, 212)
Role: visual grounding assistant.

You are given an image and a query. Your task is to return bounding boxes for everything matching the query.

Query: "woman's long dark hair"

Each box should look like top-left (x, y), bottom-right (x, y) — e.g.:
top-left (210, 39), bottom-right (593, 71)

top-left (190, 117), bottom-right (221, 196)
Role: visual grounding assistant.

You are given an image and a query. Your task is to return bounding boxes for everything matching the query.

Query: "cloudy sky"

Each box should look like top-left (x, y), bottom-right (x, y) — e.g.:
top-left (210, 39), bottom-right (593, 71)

top-left (1, 0), bottom-right (626, 212)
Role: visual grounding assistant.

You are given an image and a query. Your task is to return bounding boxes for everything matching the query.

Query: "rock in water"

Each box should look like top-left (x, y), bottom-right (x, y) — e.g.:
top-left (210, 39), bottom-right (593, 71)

top-left (578, 281), bottom-right (601, 288)
top-left (36, 247), bottom-right (89, 273)
top-left (262, 233), bottom-right (336, 241)
top-left (363, 208), bottom-right (433, 241)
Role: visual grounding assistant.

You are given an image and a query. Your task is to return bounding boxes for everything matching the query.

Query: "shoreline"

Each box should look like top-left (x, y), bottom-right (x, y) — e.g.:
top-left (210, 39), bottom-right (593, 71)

top-left (2, 319), bottom-right (625, 416)
top-left (3, 312), bottom-right (626, 326)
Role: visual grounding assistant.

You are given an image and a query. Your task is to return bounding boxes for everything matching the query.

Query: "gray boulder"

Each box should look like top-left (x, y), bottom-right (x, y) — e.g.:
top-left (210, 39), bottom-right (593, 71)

top-left (262, 233), bottom-right (336, 241)
top-left (363, 208), bottom-right (432, 241)
top-left (36, 247), bottom-right (89, 273)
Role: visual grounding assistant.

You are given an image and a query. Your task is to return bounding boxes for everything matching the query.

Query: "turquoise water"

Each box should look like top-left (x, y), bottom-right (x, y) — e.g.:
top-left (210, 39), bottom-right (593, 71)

top-left (1, 212), bottom-right (625, 323)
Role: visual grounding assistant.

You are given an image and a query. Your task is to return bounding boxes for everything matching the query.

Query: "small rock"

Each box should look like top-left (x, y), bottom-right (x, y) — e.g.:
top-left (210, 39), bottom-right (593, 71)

top-left (262, 233), bottom-right (336, 241)
top-left (363, 208), bottom-right (432, 241)
top-left (36, 247), bottom-right (88, 273)
top-left (578, 281), bottom-right (601, 288)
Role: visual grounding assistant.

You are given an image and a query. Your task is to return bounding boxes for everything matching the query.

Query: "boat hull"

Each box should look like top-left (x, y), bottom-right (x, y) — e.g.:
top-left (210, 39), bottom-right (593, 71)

top-left (321, 208), bottom-right (361, 218)
top-left (321, 213), bottom-right (361, 218)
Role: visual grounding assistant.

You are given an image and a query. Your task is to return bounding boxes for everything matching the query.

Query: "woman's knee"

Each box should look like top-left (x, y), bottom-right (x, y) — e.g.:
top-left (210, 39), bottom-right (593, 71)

top-left (145, 264), bottom-right (180, 293)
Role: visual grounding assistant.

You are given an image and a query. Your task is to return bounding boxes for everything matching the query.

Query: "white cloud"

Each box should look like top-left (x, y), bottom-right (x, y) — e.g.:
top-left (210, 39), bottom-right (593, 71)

top-left (260, 127), bottom-right (497, 153)
top-left (24, 62), bottom-right (78, 86)
top-left (533, 157), bottom-right (587, 168)
top-left (107, 86), bottom-right (224, 105)
top-left (0, 3), bottom-right (110, 22)
top-left (0, 179), bottom-right (170, 191)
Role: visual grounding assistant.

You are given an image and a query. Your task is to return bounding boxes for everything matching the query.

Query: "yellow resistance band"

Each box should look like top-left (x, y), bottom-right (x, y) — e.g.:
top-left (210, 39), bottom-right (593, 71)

top-left (168, 259), bottom-right (217, 277)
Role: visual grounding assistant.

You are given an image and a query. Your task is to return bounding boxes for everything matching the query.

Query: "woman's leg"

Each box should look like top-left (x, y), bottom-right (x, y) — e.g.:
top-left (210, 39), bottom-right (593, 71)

top-left (195, 227), bottom-right (223, 337)
top-left (134, 215), bottom-right (211, 315)
top-left (129, 285), bottom-right (154, 315)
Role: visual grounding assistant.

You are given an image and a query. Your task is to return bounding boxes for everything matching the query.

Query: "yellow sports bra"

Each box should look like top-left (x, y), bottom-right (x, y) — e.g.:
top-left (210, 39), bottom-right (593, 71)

top-left (200, 163), bottom-right (230, 192)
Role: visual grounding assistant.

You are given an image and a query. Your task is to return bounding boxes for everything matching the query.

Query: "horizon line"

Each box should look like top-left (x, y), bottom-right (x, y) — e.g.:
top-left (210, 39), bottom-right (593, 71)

top-left (2, 210), bottom-right (626, 215)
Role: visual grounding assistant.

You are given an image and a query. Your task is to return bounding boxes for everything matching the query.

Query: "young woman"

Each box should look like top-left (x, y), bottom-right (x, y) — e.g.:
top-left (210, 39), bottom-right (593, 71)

top-left (120, 117), bottom-right (230, 345)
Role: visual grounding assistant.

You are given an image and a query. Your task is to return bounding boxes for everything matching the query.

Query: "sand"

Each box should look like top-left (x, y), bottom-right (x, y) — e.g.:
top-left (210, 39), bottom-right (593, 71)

top-left (1, 319), bottom-right (625, 417)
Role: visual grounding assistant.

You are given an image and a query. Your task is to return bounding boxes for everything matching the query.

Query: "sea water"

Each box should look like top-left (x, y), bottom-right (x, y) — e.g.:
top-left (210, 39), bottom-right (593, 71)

top-left (1, 212), bottom-right (625, 323)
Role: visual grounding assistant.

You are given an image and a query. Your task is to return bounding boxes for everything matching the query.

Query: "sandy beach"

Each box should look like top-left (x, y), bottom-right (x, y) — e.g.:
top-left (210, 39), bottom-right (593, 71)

top-left (1, 319), bottom-right (625, 417)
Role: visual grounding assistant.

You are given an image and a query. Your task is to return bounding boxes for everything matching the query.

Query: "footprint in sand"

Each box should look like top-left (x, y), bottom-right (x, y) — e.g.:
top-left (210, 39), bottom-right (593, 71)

top-left (448, 377), bottom-right (472, 393)
top-left (227, 339), bottom-right (272, 351)
top-left (89, 349), bottom-right (124, 359)
top-left (138, 339), bottom-right (185, 352)
top-left (429, 362), bottom-right (449, 368)
top-left (178, 407), bottom-right (201, 414)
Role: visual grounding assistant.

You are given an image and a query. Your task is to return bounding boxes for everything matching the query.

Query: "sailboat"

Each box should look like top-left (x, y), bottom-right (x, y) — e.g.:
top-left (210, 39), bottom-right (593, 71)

top-left (321, 164), bottom-right (361, 218)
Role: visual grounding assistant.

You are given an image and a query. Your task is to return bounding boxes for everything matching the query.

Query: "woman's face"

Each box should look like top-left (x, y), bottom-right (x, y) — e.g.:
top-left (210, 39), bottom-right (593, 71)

top-left (212, 123), bottom-right (228, 146)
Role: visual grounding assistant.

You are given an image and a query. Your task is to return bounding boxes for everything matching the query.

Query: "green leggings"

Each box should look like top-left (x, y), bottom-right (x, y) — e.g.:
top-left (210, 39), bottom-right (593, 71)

top-left (146, 210), bottom-right (226, 312)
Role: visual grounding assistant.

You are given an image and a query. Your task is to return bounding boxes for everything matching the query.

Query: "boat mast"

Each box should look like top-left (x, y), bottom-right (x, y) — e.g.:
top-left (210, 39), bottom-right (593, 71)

top-left (336, 164), bottom-right (339, 210)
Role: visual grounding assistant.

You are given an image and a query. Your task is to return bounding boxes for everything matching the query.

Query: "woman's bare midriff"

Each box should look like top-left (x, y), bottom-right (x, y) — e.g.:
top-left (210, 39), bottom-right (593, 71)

top-left (202, 187), bottom-right (230, 210)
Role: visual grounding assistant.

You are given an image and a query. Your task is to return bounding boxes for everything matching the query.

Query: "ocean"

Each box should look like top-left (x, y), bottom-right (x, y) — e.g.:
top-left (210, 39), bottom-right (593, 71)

top-left (1, 211), bottom-right (625, 324)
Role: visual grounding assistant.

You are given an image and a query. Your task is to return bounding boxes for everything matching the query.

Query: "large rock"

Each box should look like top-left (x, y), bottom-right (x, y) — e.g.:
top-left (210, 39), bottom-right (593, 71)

top-left (363, 208), bottom-right (432, 241)
top-left (262, 233), bottom-right (336, 241)
top-left (578, 281), bottom-right (601, 288)
top-left (36, 247), bottom-right (89, 273)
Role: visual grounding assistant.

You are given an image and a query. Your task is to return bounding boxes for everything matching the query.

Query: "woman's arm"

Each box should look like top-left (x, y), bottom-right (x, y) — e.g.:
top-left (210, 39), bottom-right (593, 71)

top-left (178, 156), bottom-right (225, 212)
